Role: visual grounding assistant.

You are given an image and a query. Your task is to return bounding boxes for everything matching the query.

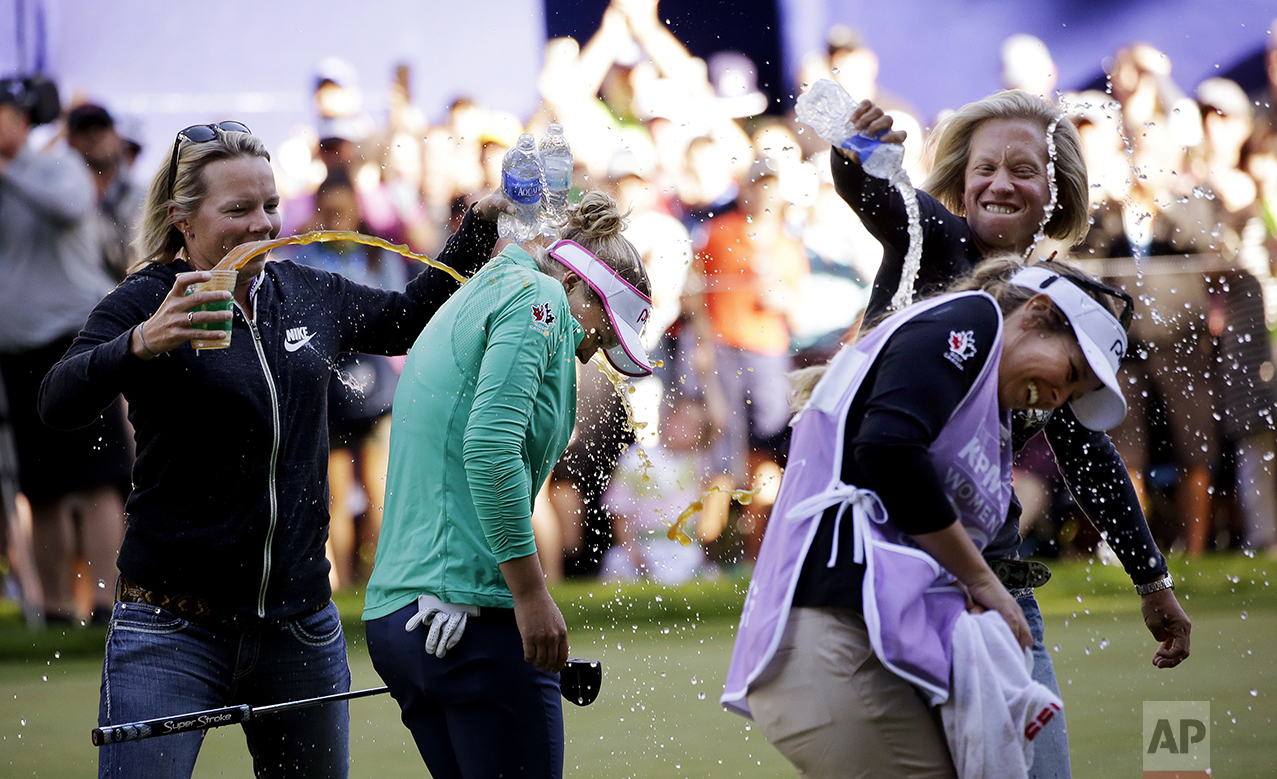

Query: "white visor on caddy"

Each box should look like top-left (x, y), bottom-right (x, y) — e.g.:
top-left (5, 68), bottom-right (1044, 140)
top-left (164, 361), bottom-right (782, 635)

top-left (549, 239), bottom-right (653, 377)
top-left (1007, 266), bottom-right (1128, 431)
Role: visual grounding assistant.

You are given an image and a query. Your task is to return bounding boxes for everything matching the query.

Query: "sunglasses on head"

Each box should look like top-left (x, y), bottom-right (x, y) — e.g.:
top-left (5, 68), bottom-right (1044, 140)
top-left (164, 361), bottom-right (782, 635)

top-left (166, 121), bottom-right (252, 200)
top-left (1038, 269), bottom-right (1134, 331)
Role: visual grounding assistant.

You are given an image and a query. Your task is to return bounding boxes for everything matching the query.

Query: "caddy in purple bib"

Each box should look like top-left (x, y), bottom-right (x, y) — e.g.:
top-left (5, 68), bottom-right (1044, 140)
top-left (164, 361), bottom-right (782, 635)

top-left (723, 291), bottom-right (1013, 716)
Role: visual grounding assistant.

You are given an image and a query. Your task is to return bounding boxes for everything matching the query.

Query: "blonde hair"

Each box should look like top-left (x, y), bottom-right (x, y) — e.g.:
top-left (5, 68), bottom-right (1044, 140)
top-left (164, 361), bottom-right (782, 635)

top-left (788, 255), bottom-right (1120, 411)
top-left (534, 190), bottom-right (650, 298)
top-left (132, 128), bottom-right (269, 271)
top-left (922, 90), bottom-right (1090, 247)
top-left (948, 254), bottom-right (1119, 324)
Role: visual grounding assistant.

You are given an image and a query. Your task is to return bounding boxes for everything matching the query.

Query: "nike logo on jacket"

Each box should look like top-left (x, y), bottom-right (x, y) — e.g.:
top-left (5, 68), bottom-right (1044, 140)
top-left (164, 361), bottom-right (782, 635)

top-left (285, 326), bottom-right (316, 352)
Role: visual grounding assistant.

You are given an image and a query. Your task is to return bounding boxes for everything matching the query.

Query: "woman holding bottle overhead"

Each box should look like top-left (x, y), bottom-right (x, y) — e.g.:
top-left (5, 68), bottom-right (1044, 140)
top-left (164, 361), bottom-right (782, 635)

top-left (820, 85), bottom-right (1190, 779)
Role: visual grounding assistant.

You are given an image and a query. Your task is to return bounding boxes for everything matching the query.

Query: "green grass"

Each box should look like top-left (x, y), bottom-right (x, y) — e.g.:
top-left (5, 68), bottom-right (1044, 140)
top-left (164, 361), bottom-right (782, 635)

top-left (1, 553), bottom-right (1273, 777)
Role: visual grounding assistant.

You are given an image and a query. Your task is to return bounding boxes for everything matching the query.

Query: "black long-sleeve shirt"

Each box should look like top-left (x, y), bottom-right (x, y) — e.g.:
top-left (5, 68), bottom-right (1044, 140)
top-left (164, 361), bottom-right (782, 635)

top-left (39, 208), bottom-right (497, 618)
top-left (794, 296), bottom-right (999, 609)
top-left (822, 151), bottom-right (1167, 591)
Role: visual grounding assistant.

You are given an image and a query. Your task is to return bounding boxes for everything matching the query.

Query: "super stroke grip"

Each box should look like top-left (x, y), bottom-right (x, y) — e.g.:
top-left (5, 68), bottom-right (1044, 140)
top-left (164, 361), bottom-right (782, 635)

top-left (91, 686), bottom-right (390, 746)
top-left (92, 704), bottom-right (251, 745)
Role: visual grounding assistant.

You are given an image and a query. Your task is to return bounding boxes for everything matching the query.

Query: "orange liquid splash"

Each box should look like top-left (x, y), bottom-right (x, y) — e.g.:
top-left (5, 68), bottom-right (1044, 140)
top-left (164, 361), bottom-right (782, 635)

top-left (591, 355), bottom-right (661, 482)
top-left (213, 230), bottom-right (467, 284)
top-left (666, 486), bottom-right (760, 546)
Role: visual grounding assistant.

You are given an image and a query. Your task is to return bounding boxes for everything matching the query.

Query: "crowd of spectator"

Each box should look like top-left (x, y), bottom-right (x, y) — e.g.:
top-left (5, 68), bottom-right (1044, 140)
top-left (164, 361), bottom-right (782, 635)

top-left (4, 2), bottom-right (1277, 625)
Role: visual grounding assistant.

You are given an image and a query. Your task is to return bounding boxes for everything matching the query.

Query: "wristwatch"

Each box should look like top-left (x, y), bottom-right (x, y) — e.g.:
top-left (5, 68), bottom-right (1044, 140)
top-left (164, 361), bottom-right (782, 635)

top-left (1134, 573), bottom-right (1175, 596)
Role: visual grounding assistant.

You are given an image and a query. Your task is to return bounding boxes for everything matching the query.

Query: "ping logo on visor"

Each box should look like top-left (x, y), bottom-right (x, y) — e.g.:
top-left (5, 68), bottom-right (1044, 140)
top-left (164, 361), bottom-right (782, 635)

top-left (1008, 266), bottom-right (1129, 431)
top-left (549, 240), bottom-right (652, 377)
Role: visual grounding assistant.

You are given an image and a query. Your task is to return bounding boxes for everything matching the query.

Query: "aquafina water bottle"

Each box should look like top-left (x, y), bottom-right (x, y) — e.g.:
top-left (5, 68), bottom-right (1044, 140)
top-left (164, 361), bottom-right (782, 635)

top-left (795, 79), bottom-right (903, 181)
top-left (499, 133), bottom-right (544, 241)
top-left (538, 123), bottom-right (573, 234)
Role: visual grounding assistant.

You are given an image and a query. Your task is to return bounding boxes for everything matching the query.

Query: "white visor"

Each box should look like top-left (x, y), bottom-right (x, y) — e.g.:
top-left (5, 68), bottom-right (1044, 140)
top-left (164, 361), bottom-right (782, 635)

top-left (549, 240), bottom-right (653, 377)
top-left (1008, 266), bottom-right (1128, 431)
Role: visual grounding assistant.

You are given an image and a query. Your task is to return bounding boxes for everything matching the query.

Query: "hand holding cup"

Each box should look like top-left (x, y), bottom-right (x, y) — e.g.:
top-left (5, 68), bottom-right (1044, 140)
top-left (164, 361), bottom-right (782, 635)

top-left (132, 271), bottom-right (236, 359)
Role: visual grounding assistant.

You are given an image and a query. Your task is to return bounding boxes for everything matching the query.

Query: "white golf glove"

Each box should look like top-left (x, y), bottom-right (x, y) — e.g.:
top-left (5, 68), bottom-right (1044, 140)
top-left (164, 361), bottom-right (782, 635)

top-left (405, 594), bottom-right (479, 658)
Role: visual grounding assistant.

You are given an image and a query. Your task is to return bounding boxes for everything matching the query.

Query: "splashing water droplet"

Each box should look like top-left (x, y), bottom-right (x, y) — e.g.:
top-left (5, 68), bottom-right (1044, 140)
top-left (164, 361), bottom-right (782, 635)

top-left (1026, 116), bottom-right (1060, 258)
top-left (889, 178), bottom-right (925, 310)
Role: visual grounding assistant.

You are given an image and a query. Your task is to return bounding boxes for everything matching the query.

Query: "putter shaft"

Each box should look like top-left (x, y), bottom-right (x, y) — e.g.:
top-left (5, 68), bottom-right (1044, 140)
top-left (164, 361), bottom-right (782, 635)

top-left (92, 686), bottom-right (390, 746)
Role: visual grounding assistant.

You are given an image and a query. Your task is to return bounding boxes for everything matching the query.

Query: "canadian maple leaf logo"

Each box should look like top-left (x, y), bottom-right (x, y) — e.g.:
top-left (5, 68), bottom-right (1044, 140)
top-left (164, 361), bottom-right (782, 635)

top-left (946, 330), bottom-right (977, 365)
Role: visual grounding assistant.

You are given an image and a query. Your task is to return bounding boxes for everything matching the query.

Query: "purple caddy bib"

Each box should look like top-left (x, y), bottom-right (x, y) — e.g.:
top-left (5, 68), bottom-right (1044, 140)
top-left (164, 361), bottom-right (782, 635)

top-left (722, 292), bottom-right (1013, 716)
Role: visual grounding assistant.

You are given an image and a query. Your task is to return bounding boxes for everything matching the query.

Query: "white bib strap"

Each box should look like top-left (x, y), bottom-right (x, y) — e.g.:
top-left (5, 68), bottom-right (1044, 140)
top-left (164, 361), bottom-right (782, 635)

top-left (785, 486), bottom-right (887, 568)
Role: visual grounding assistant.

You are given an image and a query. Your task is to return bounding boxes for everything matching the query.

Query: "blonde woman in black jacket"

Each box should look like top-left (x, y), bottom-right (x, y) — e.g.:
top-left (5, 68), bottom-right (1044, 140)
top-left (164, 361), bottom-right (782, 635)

top-left (40, 121), bottom-right (509, 779)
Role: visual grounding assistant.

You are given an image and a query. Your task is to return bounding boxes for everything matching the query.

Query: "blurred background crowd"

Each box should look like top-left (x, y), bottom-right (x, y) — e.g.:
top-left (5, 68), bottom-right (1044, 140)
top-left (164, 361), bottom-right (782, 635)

top-left (4, 0), bottom-right (1277, 627)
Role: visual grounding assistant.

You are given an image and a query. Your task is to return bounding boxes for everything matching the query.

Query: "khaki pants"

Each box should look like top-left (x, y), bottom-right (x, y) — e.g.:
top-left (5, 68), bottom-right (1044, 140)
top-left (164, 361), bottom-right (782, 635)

top-left (747, 607), bottom-right (956, 779)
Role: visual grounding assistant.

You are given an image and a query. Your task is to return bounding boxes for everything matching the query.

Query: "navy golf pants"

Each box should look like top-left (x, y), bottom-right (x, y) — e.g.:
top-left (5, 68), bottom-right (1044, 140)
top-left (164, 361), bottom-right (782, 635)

top-left (366, 602), bottom-right (563, 779)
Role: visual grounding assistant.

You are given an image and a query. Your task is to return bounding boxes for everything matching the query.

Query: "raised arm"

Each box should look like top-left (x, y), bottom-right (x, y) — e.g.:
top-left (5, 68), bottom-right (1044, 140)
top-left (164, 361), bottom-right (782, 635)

top-left (337, 196), bottom-right (505, 355)
top-left (619, 0), bottom-right (753, 171)
top-left (830, 149), bottom-right (978, 321)
top-left (616, 0), bottom-right (698, 81)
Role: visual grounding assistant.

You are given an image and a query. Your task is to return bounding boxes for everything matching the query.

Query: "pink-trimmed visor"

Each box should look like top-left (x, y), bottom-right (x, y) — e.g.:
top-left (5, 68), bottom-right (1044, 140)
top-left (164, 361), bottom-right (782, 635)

top-left (549, 239), bottom-right (652, 377)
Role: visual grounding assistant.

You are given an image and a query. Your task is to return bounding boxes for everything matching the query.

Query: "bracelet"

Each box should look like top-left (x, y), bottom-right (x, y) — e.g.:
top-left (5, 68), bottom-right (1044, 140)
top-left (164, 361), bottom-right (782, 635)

top-left (135, 323), bottom-right (157, 358)
top-left (1134, 574), bottom-right (1174, 596)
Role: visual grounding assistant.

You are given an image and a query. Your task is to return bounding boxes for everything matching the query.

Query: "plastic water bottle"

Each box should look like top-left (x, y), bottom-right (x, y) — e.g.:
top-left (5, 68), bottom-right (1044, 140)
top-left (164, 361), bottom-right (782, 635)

top-left (499, 133), bottom-right (543, 241)
top-left (538, 123), bottom-right (573, 231)
top-left (795, 79), bottom-right (903, 181)
top-left (797, 79), bottom-right (921, 310)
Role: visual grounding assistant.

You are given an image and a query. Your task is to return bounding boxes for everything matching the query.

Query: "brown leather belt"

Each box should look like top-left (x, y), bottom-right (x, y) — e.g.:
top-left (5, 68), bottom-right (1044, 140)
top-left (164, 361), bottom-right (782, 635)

top-left (115, 575), bottom-right (327, 632)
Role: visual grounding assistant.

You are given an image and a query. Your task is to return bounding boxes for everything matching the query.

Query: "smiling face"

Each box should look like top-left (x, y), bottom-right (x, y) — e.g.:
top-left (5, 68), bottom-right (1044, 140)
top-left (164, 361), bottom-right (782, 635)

top-left (564, 275), bottom-right (619, 365)
top-left (998, 295), bottom-right (1102, 413)
top-left (175, 155), bottom-right (281, 279)
top-left (962, 118), bottom-right (1052, 254)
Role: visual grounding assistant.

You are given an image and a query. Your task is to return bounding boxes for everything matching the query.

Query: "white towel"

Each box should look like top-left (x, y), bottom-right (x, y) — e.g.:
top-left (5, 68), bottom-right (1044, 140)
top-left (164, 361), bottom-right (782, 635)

top-left (940, 611), bottom-right (1063, 779)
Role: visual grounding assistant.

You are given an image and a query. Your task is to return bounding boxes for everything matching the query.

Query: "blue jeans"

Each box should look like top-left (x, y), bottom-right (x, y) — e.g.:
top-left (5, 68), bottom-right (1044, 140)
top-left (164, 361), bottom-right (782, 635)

top-left (366, 602), bottom-right (563, 779)
top-left (98, 599), bottom-right (351, 778)
top-left (1017, 592), bottom-right (1071, 779)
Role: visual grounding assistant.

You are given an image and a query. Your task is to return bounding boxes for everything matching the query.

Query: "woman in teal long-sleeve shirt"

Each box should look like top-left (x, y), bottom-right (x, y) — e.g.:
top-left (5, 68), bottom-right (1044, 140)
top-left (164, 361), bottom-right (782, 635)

top-left (364, 192), bottom-right (652, 779)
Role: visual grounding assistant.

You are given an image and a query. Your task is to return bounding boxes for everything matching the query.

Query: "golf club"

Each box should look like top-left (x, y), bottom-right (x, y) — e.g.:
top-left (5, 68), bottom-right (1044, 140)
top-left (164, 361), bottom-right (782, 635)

top-left (92, 658), bottom-right (604, 745)
top-left (91, 686), bottom-right (389, 746)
